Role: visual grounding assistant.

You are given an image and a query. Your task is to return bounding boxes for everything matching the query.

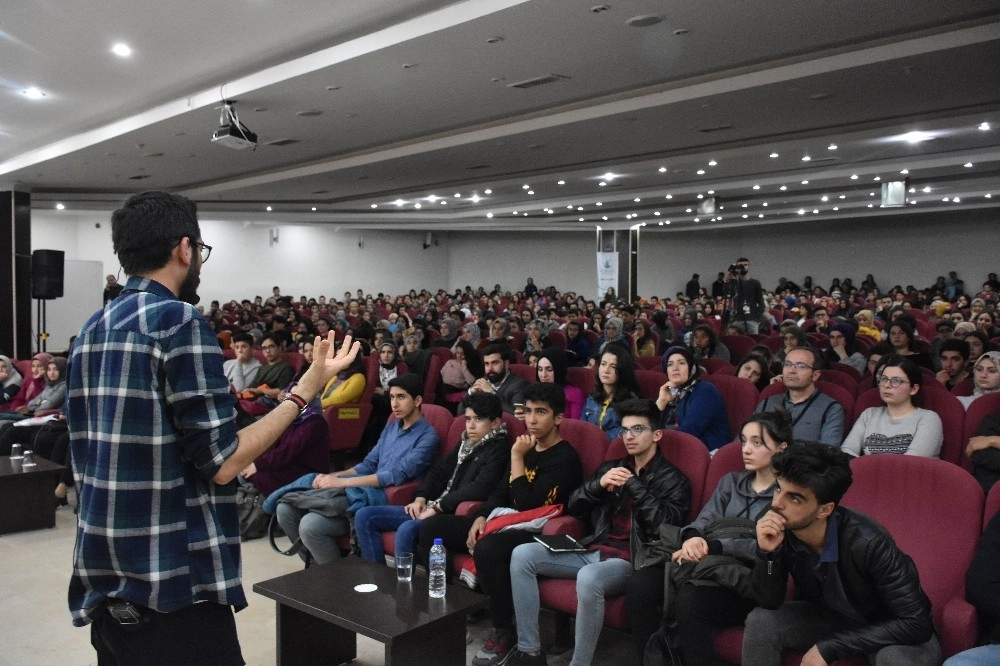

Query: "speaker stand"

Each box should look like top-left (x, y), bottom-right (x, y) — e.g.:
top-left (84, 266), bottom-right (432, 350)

top-left (35, 298), bottom-right (49, 353)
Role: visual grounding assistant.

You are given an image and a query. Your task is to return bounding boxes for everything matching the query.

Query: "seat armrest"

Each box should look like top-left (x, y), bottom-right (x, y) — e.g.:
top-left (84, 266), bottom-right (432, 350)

top-left (541, 516), bottom-right (586, 538)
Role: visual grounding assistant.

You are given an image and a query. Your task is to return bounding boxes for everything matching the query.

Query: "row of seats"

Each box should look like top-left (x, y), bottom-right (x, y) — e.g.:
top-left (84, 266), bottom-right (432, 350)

top-left (369, 412), bottom-right (999, 662)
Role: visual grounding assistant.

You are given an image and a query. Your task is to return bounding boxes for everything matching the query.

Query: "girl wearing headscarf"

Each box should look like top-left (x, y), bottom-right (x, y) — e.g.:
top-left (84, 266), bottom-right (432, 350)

top-left (432, 317), bottom-right (460, 348)
top-left (319, 349), bottom-right (366, 409)
top-left (854, 310), bottom-right (881, 339)
top-left (458, 322), bottom-right (482, 350)
top-left (485, 317), bottom-right (511, 350)
top-left (776, 325), bottom-right (808, 363)
top-left (587, 316), bottom-right (629, 366)
top-left (959, 352), bottom-right (1000, 410)
top-left (521, 319), bottom-right (550, 355)
top-left (440, 340), bottom-right (481, 397)
top-left (656, 346), bottom-right (731, 451)
top-left (823, 322), bottom-right (867, 374)
top-left (0, 355), bottom-right (24, 406)
top-left (0, 356), bottom-right (66, 423)
top-left (0, 352), bottom-right (51, 414)
top-left (536, 348), bottom-right (585, 420)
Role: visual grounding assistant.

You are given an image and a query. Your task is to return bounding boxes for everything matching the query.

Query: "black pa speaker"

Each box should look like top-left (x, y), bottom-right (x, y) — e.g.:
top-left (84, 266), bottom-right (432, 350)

top-left (31, 249), bottom-right (65, 299)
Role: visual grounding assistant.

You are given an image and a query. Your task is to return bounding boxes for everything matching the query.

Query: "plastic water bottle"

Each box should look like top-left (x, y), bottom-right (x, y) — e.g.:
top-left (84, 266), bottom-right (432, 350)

top-left (428, 538), bottom-right (447, 598)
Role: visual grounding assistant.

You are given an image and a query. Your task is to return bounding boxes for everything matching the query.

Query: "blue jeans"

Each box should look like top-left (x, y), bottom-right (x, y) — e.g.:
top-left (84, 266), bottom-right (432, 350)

top-left (354, 505), bottom-right (424, 563)
top-left (510, 542), bottom-right (633, 666)
top-left (944, 646), bottom-right (1000, 666)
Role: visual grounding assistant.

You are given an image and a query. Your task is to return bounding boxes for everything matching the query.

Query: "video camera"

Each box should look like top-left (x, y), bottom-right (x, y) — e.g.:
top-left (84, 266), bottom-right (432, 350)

top-left (727, 262), bottom-right (747, 276)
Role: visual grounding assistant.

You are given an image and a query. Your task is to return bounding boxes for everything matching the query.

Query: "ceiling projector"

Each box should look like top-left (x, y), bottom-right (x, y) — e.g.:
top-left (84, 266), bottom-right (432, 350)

top-left (212, 102), bottom-right (257, 150)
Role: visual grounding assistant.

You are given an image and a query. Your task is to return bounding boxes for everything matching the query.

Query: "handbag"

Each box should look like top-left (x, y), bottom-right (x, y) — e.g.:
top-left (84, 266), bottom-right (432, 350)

top-left (236, 484), bottom-right (270, 540)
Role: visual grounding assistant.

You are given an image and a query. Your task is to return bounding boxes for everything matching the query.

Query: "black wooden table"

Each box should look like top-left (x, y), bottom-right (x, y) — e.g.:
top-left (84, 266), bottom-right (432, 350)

top-left (0, 455), bottom-right (65, 535)
top-left (254, 556), bottom-right (487, 666)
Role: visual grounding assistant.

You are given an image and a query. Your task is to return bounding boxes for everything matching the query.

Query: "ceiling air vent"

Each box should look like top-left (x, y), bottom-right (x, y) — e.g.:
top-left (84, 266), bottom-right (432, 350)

top-left (507, 74), bottom-right (569, 89)
top-left (697, 124), bottom-right (733, 133)
top-left (266, 138), bottom-right (300, 146)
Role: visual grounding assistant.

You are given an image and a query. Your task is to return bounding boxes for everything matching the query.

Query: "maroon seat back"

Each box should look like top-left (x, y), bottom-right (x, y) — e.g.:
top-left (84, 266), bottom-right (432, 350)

top-left (546, 328), bottom-right (567, 350)
top-left (841, 455), bottom-right (983, 657)
top-left (635, 370), bottom-right (666, 401)
top-left (701, 374), bottom-right (759, 441)
top-left (566, 366), bottom-right (595, 396)
top-left (720, 335), bottom-right (756, 362)
top-left (557, 419), bottom-right (609, 480)
top-left (507, 363), bottom-right (538, 385)
top-left (819, 368), bottom-right (858, 397)
top-left (702, 441), bottom-right (746, 507)
top-left (700, 357), bottom-right (734, 375)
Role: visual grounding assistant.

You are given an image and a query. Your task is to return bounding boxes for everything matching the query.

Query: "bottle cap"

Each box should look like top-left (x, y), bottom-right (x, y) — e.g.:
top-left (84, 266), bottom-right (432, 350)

top-left (433, 538), bottom-right (443, 545)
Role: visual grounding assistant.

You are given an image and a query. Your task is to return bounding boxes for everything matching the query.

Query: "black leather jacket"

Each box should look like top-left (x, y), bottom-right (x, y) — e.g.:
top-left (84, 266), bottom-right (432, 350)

top-left (751, 506), bottom-right (934, 662)
top-left (567, 452), bottom-right (691, 565)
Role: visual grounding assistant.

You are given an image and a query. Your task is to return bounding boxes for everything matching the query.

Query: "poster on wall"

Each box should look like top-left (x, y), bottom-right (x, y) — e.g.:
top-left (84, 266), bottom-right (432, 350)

top-left (596, 252), bottom-right (618, 300)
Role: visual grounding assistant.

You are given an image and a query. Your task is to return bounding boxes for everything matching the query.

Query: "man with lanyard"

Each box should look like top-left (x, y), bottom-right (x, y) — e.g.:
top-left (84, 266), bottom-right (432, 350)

top-left (754, 347), bottom-right (845, 447)
top-left (66, 191), bottom-right (361, 664)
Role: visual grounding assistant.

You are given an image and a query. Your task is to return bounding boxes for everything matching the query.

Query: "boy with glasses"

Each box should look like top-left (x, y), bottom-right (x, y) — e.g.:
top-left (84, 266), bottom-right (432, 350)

top-left (502, 399), bottom-right (691, 665)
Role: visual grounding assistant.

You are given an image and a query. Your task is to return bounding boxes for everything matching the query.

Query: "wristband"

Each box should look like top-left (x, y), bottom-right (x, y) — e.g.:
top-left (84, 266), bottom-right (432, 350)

top-left (283, 392), bottom-right (308, 414)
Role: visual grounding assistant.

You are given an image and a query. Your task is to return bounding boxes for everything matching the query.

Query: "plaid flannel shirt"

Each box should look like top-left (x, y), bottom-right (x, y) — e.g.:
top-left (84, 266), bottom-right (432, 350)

top-left (67, 277), bottom-right (242, 626)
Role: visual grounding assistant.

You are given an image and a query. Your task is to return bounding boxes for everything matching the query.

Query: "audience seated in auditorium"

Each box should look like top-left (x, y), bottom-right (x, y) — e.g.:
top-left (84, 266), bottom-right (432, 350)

top-left (887, 320), bottom-right (934, 371)
top-left (536, 348), bottom-right (585, 420)
top-left (506, 399), bottom-right (690, 666)
top-left (587, 316), bottom-right (629, 367)
top-left (275, 374), bottom-right (437, 566)
top-left (629, 411), bottom-right (792, 665)
top-left (959, 352), bottom-right (1000, 410)
top-left (583, 344), bottom-right (639, 441)
top-left (776, 325), bottom-right (808, 364)
top-left (691, 324), bottom-right (731, 362)
top-left (564, 320), bottom-right (592, 366)
top-left (432, 318), bottom-right (460, 349)
top-left (965, 331), bottom-right (990, 370)
top-left (743, 444), bottom-right (940, 665)
top-left (656, 346), bottom-right (731, 451)
top-left (842, 355), bottom-right (943, 458)
top-left (0, 356), bottom-right (66, 425)
top-left (755, 347), bottom-right (846, 447)
top-left (854, 309), bottom-right (881, 339)
top-left (0, 352), bottom-right (51, 415)
top-left (421, 383), bottom-right (582, 666)
top-left (223, 332), bottom-right (261, 392)
top-left (822, 322), bottom-right (867, 374)
top-left (521, 320), bottom-right (550, 355)
top-left (0, 355), bottom-right (24, 407)
top-left (736, 353), bottom-right (773, 391)
top-left (238, 333), bottom-right (294, 414)
top-left (354, 392), bottom-right (507, 565)
top-left (937, 339), bottom-right (972, 390)
top-left (319, 350), bottom-right (366, 410)
top-left (632, 320), bottom-right (657, 357)
top-left (459, 344), bottom-right (529, 416)
top-left (238, 397), bottom-right (329, 496)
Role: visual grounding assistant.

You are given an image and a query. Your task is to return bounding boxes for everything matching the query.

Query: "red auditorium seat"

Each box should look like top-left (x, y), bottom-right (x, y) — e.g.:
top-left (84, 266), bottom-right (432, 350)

top-left (422, 354), bottom-right (443, 405)
top-left (699, 357), bottom-right (734, 374)
top-left (566, 366), bottom-right (595, 396)
top-left (546, 328), bottom-right (567, 350)
top-left (635, 356), bottom-right (663, 371)
top-left (701, 440), bottom-right (745, 507)
top-left (819, 368), bottom-right (859, 397)
top-left (325, 355), bottom-right (379, 452)
top-left (635, 370), bottom-right (667, 401)
top-left (507, 363), bottom-right (538, 386)
top-left (701, 374), bottom-right (759, 442)
top-left (962, 393), bottom-right (1000, 469)
top-left (720, 335), bottom-right (756, 362)
top-left (715, 456), bottom-right (984, 664)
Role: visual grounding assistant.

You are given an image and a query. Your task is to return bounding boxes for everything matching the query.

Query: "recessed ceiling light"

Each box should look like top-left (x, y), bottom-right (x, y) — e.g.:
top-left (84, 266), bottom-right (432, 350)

top-left (707, 190), bottom-right (715, 195)
top-left (909, 187), bottom-right (916, 193)
top-left (522, 184), bottom-right (530, 189)
top-left (964, 162), bottom-right (974, 168)
top-left (693, 218), bottom-right (699, 222)
top-left (779, 185), bottom-right (787, 191)
top-left (441, 200), bottom-right (447, 205)
top-left (56, 203), bottom-right (65, 210)
top-left (696, 170), bottom-right (705, 175)
top-left (873, 176), bottom-right (881, 181)
top-left (111, 43), bottom-right (132, 57)
top-left (602, 216), bottom-right (608, 221)
top-left (850, 174), bottom-right (859, 180)
top-left (900, 131), bottom-right (933, 144)
top-left (370, 204), bottom-right (377, 208)
top-left (762, 202), bottom-right (768, 207)
top-left (414, 203), bottom-right (421, 209)
top-left (513, 210), bottom-right (519, 215)
top-left (801, 180), bottom-right (809, 185)
top-left (942, 197), bottom-right (950, 202)
top-left (867, 204), bottom-right (874, 208)
top-left (394, 199), bottom-right (405, 206)
top-left (827, 144), bottom-right (837, 150)
top-left (665, 194), bottom-right (672, 199)
top-left (601, 172), bottom-right (617, 181)
top-left (801, 156), bottom-right (811, 162)
top-left (557, 180), bottom-right (566, 185)
top-left (813, 209), bottom-right (819, 214)
top-left (311, 207), bottom-right (317, 211)
top-left (798, 209), bottom-right (806, 215)
top-left (870, 192), bottom-right (876, 197)
top-left (952, 197), bottom-right (961, 203)
top-left (839, 195), bottom-right (846, 199)
top-left (578, 217), bottom-right (584, 222)
top-left (596, 202), bottom-right (603, 206)
top-left (752, 185), bottom-right (760, 190)
top-left (527, 190), bottom-right (534, 195)
top-left (523, 212), bottom-right (528, 216)
top-left (484, 188), bottom-right (492, 194)
top-left (685, 208), bottom-right (693, 213)
top-left (471, 194), bottom-right (481, 203)
top-left (454, 193), bottom-right (461, 198)
top-left (547, 209), bottom-right (553, 214)
top-left (769, 152), bottom-right (779, 158)
top-left (741, 203), bottom-right (748, 208)
top-left (654, 211), bottom-right (660, 216)
top-left (833, 206), bottom-right (839, 211)
top-left (23, 87), bottom-right (46, 99)
top-left (979, 122), bottom-right (991, 131)
top-left (426, 194), bottom-right (440, 202)
top-left (900, 169), bottom-right (909, 175)
top-left (708, 160), bottom-right (717, 166)
top-left (599, 181), bottom-right (607, 186)
top-left (742, 214), bottom-right (748, 219)
top-left (487, 213), bottom-right (494, 218)
top-left (922, 187), bottom-right (931, 193)
top-left (696, 194), bottom-right (703, 199)
top-left (986, 194), bottom-right (993, 199)
top-left (658, 166), bottom-right (667, 173)
top-left (577, 207), bottom-right (583, 211)
top-left (266, 206), bottom-right (272, 211)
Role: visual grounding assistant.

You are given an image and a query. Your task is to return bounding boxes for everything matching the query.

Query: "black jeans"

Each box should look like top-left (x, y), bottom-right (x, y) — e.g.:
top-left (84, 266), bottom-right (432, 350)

top-left (91, 600), bottom-right (244, 665)
top-left (418, 513), bottom-right (536, 628)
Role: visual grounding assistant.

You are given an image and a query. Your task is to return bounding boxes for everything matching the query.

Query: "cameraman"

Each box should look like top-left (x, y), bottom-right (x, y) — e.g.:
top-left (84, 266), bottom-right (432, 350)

top-left (726, 257), bottom-right (765, 334)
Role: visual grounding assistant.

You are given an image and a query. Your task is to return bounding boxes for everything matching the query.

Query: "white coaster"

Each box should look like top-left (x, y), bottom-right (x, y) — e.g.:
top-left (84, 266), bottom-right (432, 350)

top-left (353, 583), bottom-right (378, 593)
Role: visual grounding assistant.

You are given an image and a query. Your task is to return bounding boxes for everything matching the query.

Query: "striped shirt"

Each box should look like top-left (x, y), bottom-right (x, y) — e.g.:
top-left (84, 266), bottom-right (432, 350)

top-left (67, 277), bottom-right (242, 626)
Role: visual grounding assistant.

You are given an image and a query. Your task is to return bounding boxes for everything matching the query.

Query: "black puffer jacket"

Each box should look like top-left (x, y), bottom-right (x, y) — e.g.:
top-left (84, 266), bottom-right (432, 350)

top-left (751, 506), bottom-right (935, 663)
top-left (567, 452), bottom-right (691, 565)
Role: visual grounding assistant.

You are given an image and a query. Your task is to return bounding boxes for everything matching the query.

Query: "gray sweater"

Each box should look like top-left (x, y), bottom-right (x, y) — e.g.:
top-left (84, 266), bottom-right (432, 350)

top-left (681, 470), bottom-right (776, 560)
top-left (841, 406), bottom-right (942, 458)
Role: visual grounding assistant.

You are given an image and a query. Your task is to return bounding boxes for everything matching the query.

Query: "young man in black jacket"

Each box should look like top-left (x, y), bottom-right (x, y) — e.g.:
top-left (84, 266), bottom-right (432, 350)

top-left (744, 444), bottom-right (940, 666)
top-left (503, 399), bottom-right (691, 666)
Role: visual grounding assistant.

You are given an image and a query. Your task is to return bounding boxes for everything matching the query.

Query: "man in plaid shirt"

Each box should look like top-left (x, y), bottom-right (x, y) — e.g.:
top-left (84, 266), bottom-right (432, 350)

top-left (66, 191), bottom-right (359, 665)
